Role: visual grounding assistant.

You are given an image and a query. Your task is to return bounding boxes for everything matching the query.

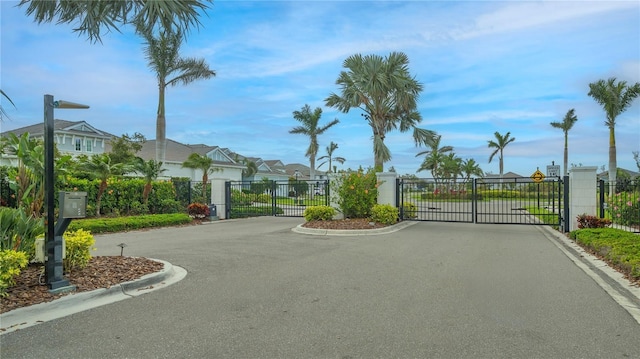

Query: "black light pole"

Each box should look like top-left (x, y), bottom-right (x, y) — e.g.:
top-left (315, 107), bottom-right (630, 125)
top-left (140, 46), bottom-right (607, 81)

top-left (44, 95), bottom-right (89, 292)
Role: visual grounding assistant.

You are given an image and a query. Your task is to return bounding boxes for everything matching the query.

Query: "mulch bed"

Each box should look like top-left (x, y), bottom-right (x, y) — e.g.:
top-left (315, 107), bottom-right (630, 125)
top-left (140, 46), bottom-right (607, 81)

top-left (1, 256), bottom-right (164, 315)
top-left (302, 218), bottom-right (390, 230)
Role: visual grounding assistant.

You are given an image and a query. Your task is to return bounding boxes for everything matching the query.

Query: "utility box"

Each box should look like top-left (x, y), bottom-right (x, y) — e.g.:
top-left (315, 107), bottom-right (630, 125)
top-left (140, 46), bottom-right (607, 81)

top-left (60, 191), bottom-right (88, 219)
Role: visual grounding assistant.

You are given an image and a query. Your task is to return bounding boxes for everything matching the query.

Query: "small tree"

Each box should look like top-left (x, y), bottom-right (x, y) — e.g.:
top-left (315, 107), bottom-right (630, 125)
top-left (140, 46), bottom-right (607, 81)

top-left (487, 131), bottom-right (516, 179)
top-left (78, 154), bottom-right (131, 217)
top-left (181, 153), bottom-right (220, 202)
top-left (133, 158), bottom-right (166, 205)
top-left (317, 141), bottom-right (346, 173)
top-left (550, 109), bottom-right (578, 176)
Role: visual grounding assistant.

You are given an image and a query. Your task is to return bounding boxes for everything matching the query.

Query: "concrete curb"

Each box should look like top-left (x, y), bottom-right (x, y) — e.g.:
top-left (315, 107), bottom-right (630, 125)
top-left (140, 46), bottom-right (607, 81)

top-left (539, 226), bottom-right (640, 325)
top-left (291, 220), bottom-right (418, 236)
top-left (0, 258), bottom-right (187, 335)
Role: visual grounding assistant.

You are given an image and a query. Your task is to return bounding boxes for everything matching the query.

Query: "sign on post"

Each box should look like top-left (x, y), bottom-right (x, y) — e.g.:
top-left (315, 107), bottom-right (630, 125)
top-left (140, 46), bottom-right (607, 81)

top-left (547, 165), bottom-right (560, 177)
top-left (530, 169), bottom-right (545, 183)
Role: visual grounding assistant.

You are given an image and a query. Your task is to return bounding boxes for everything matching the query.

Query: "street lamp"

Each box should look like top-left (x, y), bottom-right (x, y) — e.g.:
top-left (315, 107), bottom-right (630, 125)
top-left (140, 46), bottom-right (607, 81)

top-left (44, 94), bottom-right (89, 292)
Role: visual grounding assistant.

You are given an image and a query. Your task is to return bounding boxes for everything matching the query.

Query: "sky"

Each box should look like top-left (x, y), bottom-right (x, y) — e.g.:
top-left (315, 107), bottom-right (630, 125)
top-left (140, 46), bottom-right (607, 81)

top-left (1, 0), bottom-right (639, 177)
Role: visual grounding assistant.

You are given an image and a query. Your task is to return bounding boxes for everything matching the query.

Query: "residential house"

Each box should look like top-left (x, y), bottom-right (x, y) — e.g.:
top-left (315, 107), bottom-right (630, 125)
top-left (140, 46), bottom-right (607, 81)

top-left (1, 120), bottom-right (112, 166)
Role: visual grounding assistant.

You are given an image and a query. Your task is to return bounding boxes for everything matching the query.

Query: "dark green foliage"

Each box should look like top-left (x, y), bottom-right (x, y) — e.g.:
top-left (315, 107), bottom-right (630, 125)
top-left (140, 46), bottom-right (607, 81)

top-left (230, 206), bottom-right (283, 218)
top-left (67, 213), bottom-right (192, 234)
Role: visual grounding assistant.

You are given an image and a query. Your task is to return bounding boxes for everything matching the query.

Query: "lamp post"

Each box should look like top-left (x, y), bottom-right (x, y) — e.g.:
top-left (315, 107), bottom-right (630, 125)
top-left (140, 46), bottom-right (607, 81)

top-left (44, 94), bottom-right (89, 292)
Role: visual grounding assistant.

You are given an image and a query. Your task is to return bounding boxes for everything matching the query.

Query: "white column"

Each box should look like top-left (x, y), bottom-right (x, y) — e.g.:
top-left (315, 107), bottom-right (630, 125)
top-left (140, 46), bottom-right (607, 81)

top-left (376, 172), bottom-right (397, 206)
top-left (569, 166), bottom-right (597, 231)
top-left (211, 178), bottom-right (228, 220)
top-left (328, 173), bottom-right (343, 219)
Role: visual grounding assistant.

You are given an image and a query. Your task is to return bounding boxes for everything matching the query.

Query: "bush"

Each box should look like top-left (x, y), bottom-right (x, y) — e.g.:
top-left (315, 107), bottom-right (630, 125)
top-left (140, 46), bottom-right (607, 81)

top-left (255, 193), bottom-right (271, 203)
top-left (570, 228), bottom-right (640, 281)
top-left (370, 204), bottom-right (399, 225)
top-left (333, 167), bottom-right (379, 218)
top-left (0, 207), bottom-right (44, 260)
top-left (402, 202), bottom-right (417, 219)
top-left (606, 193), bottom-right (640, 226)
top-left (63, 229), bottom-right (95, 273)
top-left (304, 206), bottom-right (336, 221)
top-left (67, 213), bottom-right (193, 234)
top-left (231, 189), bottom-right (253, 206)
top-left (0, 250), bottom-right (29, 297)
top-left (187, 203), bottom-right (210, 219)
top-left (230, 206), bottom-right (283, 218)
top-left (576, 214), bottom-right (612, 229)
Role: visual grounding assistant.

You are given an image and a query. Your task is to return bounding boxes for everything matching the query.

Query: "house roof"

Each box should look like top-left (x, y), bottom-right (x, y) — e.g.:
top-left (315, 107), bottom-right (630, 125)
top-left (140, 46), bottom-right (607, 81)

top-left (1, 119), bottom-right (113, 140)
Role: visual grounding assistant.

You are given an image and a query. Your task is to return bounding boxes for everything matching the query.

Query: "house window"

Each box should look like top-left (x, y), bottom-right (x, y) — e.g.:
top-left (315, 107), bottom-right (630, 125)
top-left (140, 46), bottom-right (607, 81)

top-left (86, 139), bottom-right (92, 152)
top-left (75, 139), bottom-right (82, 151)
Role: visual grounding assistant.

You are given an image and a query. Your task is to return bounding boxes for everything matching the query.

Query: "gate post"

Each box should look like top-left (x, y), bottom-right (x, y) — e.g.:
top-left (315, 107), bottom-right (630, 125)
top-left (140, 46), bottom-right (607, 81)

top-left (376, 172), bottom-right (397, 207)
top-left (563, 175), bottom-right (570, 232)
top-left (472, 178), bottom-right (478, 224)
top-left (210, 179), bottom-right (228, 219)
top-left (568, 167), bottom-right (598, 231)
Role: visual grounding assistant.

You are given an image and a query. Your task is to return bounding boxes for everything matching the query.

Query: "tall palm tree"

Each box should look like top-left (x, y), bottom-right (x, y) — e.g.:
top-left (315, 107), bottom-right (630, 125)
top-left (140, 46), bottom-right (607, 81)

top-left (133, 158), bottom-right (166, 205)
top-left (18, 0), bottom-right (211, 43)
top-left (487, 131), bottom-right (516, 179)
top-left (550, 109), bottom-right (578, 177)
top-left (138, 24), bottom-right (216, 164)
top-left (588, 77), bottom-right (640, 186)
top-left (416, 134), bottom-right (453, 183)
top-left (325, 52), bottom-right (436, 171)
top-left (79, 154), bottom-right (130, 217)
top-left (289, 104), bottom-right (339, 181)
top-left (181, 153), bottom-right (220, 202)
top-left (317, 141), bottom-right (346, 173)
top-left (439, 153), bottom-right (463, 191)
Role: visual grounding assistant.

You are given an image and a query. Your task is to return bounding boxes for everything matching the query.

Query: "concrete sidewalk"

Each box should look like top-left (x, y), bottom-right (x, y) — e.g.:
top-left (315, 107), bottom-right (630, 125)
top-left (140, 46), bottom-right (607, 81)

top-left (1, 217), bottom-right (639, 358)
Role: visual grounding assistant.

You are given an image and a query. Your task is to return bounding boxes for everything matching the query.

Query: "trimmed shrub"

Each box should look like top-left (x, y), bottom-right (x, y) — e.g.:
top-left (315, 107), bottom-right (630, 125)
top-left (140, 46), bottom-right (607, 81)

top-left (63, 229), bottom-right (95, 273)
top-left (67, 214), bottom-right (193, 234)
top-left (0, 250), bottom-right (29, 297)
top-left (187, 203), bottom-right (210, 219)
top-left (576, 214), bottom-right (611, 229)
top-left (370, 204), bottom-right (399, 225)
top-left (304, 206), bottom-right (336, 221)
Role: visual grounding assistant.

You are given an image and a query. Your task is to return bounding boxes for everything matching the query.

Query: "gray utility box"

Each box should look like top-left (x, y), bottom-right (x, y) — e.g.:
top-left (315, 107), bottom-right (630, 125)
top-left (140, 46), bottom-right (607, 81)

top-left (60, 191), bottom-right (88, 218)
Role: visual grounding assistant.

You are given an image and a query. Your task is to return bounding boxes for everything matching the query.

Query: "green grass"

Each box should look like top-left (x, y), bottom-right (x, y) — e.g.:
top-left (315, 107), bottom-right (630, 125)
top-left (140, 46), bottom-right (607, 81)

top-left (525, 206), bottom-right (561, 227)
top-left (275, 196), bottom-right (328, 206)
top-left (570, 228), bottom-right (640, 282)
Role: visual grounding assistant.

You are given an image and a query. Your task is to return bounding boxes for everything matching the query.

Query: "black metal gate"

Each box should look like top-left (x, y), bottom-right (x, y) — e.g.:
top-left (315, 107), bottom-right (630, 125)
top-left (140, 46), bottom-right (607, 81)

top-left (225, 180), bottom-right (329, 218)
top-left (397, 177), bottom-right (563, 226)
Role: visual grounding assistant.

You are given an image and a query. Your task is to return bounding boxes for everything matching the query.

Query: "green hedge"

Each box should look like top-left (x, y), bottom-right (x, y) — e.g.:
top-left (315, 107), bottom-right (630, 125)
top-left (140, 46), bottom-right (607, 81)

top-left (570, 228), bottom-right (640, 280)
top-left (67, 213), bottom-right (192, 234)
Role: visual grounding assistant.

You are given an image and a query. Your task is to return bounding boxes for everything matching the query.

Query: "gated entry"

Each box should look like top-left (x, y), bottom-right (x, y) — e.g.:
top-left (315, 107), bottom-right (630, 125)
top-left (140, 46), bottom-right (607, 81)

top-left (397, 177), bottom-right (563, 226)
top-left (225, 180), bottom-right (329, 218)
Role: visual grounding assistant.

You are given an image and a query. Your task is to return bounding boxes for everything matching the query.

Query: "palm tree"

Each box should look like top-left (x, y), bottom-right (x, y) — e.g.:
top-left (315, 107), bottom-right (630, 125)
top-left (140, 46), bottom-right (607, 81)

top-left (133, 158), bottom-right (166, 205)
top-left (416, 134), bottom-right (453, 186)
top-left (487, 131), bottom-right (516, 179)
top-left (550, 109), bottom-right (578, 177)
top-left (18, 0), bottom-right (211, 43)
top-left (460, 158), bottom-right (484, 185)
top-left (78, 154), bottom-right (130, 217)
top-left (181, 153), bottom-right (220, 202)
top-left (317, 141), bottom-right (346, 173)
top-left (439, 153), bottom-right (463, 191)
top-left (588, 77), bottom-right (640, 186)
top-left (242, 159), bottom-right (258, 180)
top-left (1, 89), bottom-right (16, 121)
top-left (325, 52), bottom-right (436, 171)
top-left (138, 24), bottom-right (216, 164)
top-left (289, 104), bottom-right (339, 181)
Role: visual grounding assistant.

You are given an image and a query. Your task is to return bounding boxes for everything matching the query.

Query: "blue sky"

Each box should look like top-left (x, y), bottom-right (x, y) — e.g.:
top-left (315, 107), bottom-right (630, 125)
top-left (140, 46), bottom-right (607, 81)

top-left (1, 1), bottom-right (639, 177)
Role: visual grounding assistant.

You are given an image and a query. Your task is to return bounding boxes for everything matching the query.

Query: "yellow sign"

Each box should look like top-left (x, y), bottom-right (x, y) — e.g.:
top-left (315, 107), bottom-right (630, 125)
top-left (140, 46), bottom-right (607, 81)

top-left (530, 169), bottom-right (545, 183)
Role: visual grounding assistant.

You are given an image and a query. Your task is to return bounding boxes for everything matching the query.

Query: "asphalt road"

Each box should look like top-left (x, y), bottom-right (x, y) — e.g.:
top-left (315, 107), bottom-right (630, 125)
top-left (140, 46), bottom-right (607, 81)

top-left (2, 218), bottom-right (639, 358)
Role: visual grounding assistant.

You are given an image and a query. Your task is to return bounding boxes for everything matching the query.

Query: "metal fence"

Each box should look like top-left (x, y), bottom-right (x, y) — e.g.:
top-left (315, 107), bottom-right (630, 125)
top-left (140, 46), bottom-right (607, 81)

top-left (398, 177), bottom-right (562, 226)
top-left (598, 178), bottom-right (640, 233)
top-left (225, 180), bottom-right (330, 218)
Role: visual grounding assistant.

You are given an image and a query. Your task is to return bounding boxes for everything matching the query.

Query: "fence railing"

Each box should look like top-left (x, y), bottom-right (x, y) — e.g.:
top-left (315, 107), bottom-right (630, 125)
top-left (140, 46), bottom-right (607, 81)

top-left (226, 180), bottom-right (330, 218)
top-left (598, 178), bottom-right (640, 233)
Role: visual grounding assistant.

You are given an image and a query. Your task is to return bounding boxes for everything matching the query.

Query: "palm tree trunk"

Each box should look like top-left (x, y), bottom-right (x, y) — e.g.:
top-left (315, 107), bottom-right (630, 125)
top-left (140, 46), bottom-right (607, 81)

top-left (609, 127), bottom-right (617, 193)
top-left (96, 180), bottom-right (107, 217)
top-left (156, 83), bottom-right (167, 163)
top-left (563, 134), bottom-right (569, 177)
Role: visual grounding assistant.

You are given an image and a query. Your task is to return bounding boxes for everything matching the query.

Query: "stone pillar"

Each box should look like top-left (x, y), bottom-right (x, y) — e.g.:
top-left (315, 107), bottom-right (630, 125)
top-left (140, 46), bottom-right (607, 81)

top-left (327, 173), bottom-right (343, 219)
top-left (211, 179), bottom-right (228, 220)
top-left (376, 172), bottom-right (397, 206)
top-left (569, 166), bottom-right (597, 231)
